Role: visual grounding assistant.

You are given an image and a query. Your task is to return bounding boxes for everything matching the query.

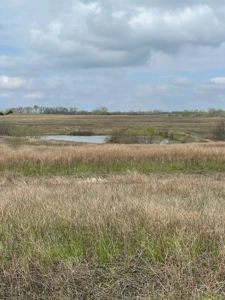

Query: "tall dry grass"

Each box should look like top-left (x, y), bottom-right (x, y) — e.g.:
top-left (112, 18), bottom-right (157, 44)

top-left (1, 174), bottom-right (225, 298)
top-left (0, 142), bottom-right (225, 175)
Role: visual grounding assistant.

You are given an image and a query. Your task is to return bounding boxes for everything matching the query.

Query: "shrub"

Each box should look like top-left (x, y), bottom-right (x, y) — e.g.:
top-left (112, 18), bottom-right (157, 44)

top-left (138, 126), bottom-right (155, 144)
top-left (106, 129), bottom-right (139, 144)
top-left (106, 126), bottom-right (157, 144)
top-left (168, 130), bottom-right (174, 139)
top-left (212, 118), bottom-right (225, 141)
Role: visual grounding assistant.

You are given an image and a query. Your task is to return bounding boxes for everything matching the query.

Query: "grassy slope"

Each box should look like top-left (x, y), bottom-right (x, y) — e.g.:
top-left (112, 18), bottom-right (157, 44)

top-left (2, 113), bottom-right (219, 137)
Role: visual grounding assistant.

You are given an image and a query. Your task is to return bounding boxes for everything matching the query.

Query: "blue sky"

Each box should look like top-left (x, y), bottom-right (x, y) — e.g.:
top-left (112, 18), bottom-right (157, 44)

top-left (1, 0), bottom-right (225, 111)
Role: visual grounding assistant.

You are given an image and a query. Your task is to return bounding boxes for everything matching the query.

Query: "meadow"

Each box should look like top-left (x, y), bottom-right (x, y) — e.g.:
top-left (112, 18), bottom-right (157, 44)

top-left (0, 114), bottom-right (225, 298)
top-left (0, 139), bottom-right (225, 299)
top-left (1, 113), bottom-right (219, 137)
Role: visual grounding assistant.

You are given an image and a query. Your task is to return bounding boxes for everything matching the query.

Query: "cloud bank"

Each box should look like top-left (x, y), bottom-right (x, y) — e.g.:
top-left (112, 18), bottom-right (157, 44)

top-left (0, 0), bottom-right (225, 110)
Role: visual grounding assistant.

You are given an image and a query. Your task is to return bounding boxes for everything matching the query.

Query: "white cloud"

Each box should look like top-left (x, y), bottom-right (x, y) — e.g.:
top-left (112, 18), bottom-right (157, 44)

top-left (0, 76), bottom-right (27, 88)
top-left (129, 4), bottom-right (224, 46)
top-left (211, 77), bottom-right (225, 84)
top-left (24, 92), bottom-right (44, 99)
top-left (27, 2), bottom-right (225, 71)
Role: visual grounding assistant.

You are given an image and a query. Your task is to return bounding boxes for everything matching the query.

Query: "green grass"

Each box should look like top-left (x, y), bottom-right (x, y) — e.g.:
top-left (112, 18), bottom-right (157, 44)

top-left (2, 218), bottom-right (221, 268)
top-left (1, 160), bottom-right (225, 176)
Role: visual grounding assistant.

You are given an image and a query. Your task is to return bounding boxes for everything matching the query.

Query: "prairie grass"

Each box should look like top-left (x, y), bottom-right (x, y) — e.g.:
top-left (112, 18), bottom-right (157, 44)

top-left (1, 142), bottom-right (225, 298)
top-left (2, 113), bottom-right (219, 136)
top-left (0, 142), bottom-right (225, 175)
top-left (1, 173), bottom-right (225, 298)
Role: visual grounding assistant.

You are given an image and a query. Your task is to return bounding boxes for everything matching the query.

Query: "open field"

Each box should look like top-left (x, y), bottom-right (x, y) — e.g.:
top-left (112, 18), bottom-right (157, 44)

top-left (1, 113), bottom-right (220, 137)
top-left (1, 141), bottom-right (225, 299)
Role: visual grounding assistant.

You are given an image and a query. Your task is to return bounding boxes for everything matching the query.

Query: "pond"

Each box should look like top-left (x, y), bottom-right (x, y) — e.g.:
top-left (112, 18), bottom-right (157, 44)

top-left (39, 135), bottom-right (172, 145)
top-left (40, 135), bottom-right (107, 144)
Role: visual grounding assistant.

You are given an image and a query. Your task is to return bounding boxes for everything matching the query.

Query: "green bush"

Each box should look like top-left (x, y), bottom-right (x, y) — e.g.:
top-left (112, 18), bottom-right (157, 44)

top-left (106, 129), bottom-right (139, 144)
top-left (168, 130), bottom-right (174, 139)
top-left (138, 126), bottom-right (155, 144)
top-left (106, 126), bottom-right (157, 144)
top-left (167, 129), bottom-right (202, 143)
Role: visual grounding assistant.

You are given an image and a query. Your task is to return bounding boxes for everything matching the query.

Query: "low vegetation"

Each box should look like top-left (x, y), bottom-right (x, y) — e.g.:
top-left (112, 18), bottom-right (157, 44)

top-left (1, 172), bottom-right (225, 298)
top-left (106, 127), bottom-right (208, 144)
top-left (167, 129), bottom-right (206, 143)
top-left (106, 126), bottom-right (157, 144)
top-left (0, 113), bottom-right (220, 137)
top-left (0, 114), bottom-right (225, 298)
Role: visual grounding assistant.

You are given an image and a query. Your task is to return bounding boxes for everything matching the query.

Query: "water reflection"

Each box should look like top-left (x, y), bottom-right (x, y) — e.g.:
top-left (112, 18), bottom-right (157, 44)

top-left (41, 135), bottom-right (107, 144)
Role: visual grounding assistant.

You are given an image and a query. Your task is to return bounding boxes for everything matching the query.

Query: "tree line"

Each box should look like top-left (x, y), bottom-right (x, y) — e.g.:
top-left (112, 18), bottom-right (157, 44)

top-left (2, 106), bottom-right (225, 117)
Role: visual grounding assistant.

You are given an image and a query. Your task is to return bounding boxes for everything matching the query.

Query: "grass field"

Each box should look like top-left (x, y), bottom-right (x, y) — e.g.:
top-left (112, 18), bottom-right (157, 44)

top-left (0, 140), bottom-right (225, 299)
top-left (1, 113), bottom-right (219, 137)
top-left (1, 172), bottom-right (225, 299)
top-left (0, 115), bottom-right (225, 299)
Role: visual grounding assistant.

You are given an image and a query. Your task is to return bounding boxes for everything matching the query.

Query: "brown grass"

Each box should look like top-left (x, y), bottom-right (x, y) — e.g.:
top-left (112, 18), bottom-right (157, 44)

top-left (0, 142), bottom-right (224, 168)
top-left (1, 142), bottom-right (225, 298)
top-left (1, 174), bottom-right (225, 298)
top-left (2, 113), bottom-right (219, 136)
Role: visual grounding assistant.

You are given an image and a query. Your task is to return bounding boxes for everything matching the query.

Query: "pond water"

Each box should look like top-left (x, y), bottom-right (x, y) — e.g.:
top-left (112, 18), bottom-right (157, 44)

top-left (39, 135), bottom-right (172, 145)
top-left (41, 135), bottom-right (107, 144)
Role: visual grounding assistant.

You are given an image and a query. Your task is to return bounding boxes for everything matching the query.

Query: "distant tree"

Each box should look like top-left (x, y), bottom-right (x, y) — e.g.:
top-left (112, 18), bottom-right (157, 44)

top-left (5, 110), bottom-right (13, 115)
top-left (92, 106), bottom-right (109, 115)
top-left (207, 108), bottom-right (225, 117)
top-left (153, 109), bottom-right (163, 115)
top-left (24, 107), bottom-right (33, 113)
top-left (68, 107), bottom-right (78, 114)
top-left (33, 105), bottom-right (39, 113)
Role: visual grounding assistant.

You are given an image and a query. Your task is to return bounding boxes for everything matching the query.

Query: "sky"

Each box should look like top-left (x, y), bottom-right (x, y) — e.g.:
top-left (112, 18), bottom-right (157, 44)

top-left (1, 0), bottom-right (225, 111)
